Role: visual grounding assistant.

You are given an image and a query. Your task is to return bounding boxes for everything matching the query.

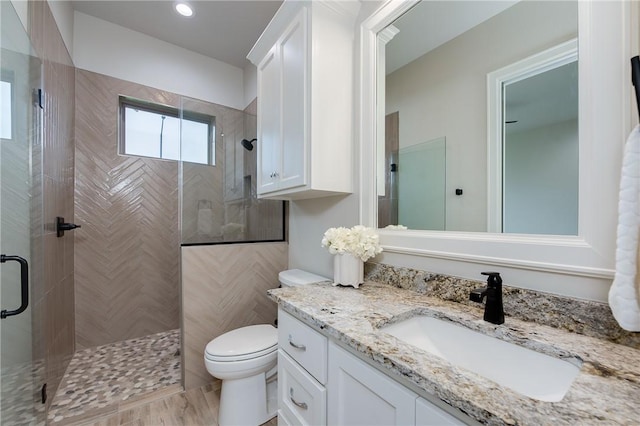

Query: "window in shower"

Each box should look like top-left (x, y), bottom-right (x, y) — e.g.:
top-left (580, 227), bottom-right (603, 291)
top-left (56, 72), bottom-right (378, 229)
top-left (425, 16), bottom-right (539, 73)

top-left (119, 96), bottom-right (215, 165)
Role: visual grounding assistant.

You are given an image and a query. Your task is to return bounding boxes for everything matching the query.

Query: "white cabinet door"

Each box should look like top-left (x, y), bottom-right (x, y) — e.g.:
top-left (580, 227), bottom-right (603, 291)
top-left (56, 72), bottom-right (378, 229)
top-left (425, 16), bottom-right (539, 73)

top-left (328, 342), bottom-right (417, 426)
top-left (257, 9), bottom-right (306, 196)
top-left (249, 1), bottom-right (356, 200)
top-left (257, 46), bottom-right (280, 194)
top-left (278, 8), bottom-right (307, 191)
top-left (415, 397), bottom-right (467, 426)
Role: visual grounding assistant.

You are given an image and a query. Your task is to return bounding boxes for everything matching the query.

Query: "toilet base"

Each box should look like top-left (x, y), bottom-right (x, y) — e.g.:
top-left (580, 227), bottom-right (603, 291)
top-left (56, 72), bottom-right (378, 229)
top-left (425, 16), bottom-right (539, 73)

top-left (218, 372), bottom-right (277, 426)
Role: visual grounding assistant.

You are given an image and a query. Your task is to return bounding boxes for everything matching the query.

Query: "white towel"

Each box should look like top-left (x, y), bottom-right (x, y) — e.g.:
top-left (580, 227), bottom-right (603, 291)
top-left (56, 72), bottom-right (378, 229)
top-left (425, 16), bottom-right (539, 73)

top-left (608, 125), bottom-right (640, 331)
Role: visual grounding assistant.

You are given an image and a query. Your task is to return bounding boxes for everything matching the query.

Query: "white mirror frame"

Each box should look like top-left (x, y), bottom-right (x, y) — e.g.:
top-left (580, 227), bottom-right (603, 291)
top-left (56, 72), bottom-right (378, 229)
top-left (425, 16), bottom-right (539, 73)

top-left (360, 0), bottom-right (636, 301)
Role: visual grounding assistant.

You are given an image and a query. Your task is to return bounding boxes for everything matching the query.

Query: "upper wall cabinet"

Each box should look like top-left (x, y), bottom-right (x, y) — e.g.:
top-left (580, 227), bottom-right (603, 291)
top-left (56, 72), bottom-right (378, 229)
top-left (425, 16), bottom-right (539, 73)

top-left (248, 0), bottom-right (360, 200)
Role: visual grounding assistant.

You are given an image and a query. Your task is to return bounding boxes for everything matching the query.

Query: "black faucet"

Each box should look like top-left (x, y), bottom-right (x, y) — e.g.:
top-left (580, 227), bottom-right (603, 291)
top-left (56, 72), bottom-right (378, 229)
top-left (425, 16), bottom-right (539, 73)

top-left (469, 272), bottom-right (504, 325)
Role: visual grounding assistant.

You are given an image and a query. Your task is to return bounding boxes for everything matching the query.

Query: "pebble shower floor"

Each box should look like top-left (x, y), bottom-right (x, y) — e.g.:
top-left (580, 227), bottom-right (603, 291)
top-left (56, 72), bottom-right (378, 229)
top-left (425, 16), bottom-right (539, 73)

top-left (47, 329), bottom-right (180, 424)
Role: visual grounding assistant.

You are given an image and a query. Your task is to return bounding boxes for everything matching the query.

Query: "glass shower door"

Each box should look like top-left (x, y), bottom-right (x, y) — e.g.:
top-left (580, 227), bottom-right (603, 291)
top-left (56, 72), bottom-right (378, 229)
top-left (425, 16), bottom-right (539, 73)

top-left (1, 1), bottom-right (43, 423)
top-left (397, 137), bottom-right (447, 230)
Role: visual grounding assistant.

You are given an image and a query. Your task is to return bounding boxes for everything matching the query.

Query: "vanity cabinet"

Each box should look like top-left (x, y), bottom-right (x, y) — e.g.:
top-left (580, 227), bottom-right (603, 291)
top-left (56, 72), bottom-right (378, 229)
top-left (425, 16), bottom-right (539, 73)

top-left (327, 341), bottom-right (417, 425)
top-left (415, 397), bottom-right (466, 425)
top-left (247, 1), bottom-right (359, 200)
top-left (277, 309), bottom-right (471, 426)
top-left (277, 309), bottom-right (328, 425)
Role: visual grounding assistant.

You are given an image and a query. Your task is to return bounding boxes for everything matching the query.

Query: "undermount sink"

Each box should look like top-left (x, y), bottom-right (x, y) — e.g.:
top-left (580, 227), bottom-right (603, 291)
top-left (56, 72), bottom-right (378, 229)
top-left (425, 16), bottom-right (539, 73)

top-left (381, 315), bottom-right (581, 402)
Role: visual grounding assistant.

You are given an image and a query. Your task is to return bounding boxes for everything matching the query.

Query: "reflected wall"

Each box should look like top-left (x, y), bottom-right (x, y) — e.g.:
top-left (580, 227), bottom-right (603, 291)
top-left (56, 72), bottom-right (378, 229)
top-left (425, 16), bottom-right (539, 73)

top-left (384, 1), bottom-right (577, 232)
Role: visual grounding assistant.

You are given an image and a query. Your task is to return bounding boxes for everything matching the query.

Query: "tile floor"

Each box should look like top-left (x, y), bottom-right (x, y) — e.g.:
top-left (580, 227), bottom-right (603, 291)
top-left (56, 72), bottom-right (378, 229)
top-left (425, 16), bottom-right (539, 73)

top-left (1, 359), bottom-right (46, 425)
top-left (48, 330), bottom-right (181, 425)
top-left (80, 383), bottom-right (278, 426)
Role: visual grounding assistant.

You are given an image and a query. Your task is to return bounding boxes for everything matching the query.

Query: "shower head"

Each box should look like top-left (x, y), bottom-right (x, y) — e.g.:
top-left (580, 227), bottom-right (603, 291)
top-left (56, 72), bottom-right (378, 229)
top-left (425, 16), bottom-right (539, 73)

top-left (241, 138), bottom-right (257, 151)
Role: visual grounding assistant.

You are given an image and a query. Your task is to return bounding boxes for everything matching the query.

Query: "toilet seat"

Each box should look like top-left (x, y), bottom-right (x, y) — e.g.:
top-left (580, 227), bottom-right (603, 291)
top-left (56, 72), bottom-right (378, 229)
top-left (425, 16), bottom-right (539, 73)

top-left (205, 324), bottom-right (277, 362)
top-left (205, 344), bottom-right (276, 362)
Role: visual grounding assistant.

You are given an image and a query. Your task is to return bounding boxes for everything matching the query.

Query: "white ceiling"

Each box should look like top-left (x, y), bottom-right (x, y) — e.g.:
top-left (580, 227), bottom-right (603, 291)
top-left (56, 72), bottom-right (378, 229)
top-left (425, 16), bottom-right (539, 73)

top-left (386, 1), bottom-right (518, 74)
top-left (71, 0), bottom-right (283, 69)
top-left (71, 1), bottom-right (522, 73)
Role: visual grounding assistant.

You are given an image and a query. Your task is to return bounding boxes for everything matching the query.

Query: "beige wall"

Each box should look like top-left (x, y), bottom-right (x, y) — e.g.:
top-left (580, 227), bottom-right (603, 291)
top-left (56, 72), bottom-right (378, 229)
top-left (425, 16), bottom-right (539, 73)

top-left (385, 1), bottom-right (577, 232)
top-left (28, 0), bottom-right (76, 410)
top-left (181, 242), bottom-right (288, 390)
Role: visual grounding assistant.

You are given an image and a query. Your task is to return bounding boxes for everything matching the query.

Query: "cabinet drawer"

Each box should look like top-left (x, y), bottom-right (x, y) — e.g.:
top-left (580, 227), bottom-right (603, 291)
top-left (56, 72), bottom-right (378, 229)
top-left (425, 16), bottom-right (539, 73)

top-left (278, 309), bottom-right (328, 384)
top-left (278, 350), bottom-right (327, 426)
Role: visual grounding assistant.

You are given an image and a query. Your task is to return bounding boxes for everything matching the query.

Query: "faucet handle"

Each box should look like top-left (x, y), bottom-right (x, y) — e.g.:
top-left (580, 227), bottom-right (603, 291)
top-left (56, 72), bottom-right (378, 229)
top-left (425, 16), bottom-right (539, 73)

top-left (469, 288), bottom-right (486, 303)
top-left (481, 271), bottom-right (502, 287)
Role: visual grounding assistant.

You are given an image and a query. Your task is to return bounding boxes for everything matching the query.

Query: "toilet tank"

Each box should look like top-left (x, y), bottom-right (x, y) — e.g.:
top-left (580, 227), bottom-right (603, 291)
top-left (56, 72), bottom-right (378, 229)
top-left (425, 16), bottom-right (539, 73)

top-left (279, 269), bottom-right (328, 287)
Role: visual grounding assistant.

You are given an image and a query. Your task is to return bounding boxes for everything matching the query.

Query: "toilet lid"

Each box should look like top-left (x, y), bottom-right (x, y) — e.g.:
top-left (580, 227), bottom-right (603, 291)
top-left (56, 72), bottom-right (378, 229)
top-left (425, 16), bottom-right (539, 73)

top-left (205, 324), bottom-right (277, 361)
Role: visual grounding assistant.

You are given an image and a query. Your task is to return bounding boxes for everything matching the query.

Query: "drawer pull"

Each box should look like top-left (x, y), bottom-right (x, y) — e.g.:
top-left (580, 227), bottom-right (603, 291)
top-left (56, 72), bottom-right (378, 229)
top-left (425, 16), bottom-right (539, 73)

top-left (288, 335), bottom-right (306, 351)
top-left (289, 388), bottom-right (308, 410)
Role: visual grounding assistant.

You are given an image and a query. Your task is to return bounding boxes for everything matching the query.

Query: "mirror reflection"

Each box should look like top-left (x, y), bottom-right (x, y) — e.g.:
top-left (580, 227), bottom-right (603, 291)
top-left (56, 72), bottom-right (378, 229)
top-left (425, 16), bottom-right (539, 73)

top-left (378, 1), bottom-right (578, 234)
top-left (499, 58), bottom-right (578, 235)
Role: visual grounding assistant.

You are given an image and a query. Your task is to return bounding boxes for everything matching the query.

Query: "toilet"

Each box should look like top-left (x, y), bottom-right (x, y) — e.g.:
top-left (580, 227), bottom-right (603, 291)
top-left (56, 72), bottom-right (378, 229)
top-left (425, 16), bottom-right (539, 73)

top-left (204, 269), bottom-right (328, 426)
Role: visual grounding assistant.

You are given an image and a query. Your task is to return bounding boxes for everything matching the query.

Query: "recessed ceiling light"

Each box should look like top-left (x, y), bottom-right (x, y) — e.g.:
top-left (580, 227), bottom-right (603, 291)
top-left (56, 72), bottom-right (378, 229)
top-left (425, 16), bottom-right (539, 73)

top-left (175, 2), bottom-right (193, 17)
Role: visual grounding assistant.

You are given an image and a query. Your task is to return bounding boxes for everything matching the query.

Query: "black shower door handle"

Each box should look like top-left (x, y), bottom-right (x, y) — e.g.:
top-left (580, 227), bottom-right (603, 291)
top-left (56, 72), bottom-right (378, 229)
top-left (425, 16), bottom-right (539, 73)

top-left (0, 254), bottom-right (29, 319)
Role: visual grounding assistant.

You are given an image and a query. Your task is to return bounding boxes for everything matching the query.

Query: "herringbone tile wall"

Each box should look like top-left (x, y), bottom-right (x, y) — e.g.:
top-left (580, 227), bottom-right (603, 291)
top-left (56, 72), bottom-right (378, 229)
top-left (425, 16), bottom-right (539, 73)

top-left (181, 243), bottom-right (288, 390)
top-left (74, 70), bottom-right (182, 350)
top-left (73, 70), bottom-right (263, 351)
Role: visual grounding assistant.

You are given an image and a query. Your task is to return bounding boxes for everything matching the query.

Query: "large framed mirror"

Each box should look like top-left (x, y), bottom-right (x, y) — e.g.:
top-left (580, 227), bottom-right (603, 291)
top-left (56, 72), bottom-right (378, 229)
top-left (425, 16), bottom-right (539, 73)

top-left (360, 0), bottom-right (635, 300)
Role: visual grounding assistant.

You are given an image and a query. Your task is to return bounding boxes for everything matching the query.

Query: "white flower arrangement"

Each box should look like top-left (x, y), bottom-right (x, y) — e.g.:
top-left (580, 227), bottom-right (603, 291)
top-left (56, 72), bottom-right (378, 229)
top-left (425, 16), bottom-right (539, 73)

top-left (321, 225), bottom-right (383, 262)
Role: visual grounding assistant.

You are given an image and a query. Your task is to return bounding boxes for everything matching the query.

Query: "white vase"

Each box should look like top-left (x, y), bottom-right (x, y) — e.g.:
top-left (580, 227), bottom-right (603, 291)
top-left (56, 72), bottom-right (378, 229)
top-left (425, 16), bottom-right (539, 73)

top-left (333, 253), bottom-right (364, 288)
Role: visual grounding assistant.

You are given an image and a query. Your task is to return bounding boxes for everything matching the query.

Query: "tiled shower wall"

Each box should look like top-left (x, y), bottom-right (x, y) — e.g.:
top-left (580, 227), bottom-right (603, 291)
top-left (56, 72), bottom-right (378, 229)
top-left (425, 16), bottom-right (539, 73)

top-left (28, 0), bottom-right (77, 409)
top-left (181, 98), bottom-right (285, 244)
top-left (74, 70), bottom-right (257, 349)
top-left (74, 70), bottom-right (181, 350)
top-left (181, 97), bottom-right (243, 244)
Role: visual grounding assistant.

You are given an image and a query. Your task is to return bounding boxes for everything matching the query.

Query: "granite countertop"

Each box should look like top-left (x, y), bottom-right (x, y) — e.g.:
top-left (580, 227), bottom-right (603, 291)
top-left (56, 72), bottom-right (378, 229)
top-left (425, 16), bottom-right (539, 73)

top-left (268, 281), bottom-right (640, 425)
